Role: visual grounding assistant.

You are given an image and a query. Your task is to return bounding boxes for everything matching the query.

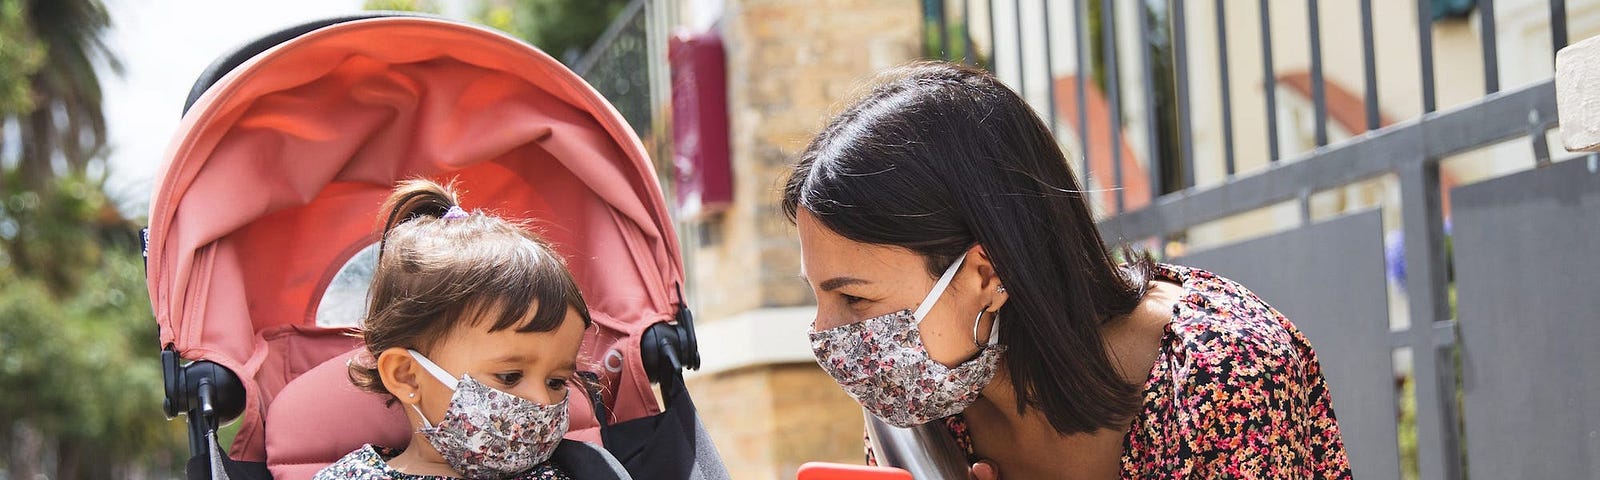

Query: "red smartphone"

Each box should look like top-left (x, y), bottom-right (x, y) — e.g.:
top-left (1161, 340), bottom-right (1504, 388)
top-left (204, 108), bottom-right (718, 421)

top-left (796, 462), bottom-right (915, 480)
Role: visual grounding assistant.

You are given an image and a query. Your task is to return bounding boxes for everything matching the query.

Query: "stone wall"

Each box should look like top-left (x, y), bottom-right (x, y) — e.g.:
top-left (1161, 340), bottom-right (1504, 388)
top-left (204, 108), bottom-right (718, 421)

top-left (690, 364), bottom-right (866, 479)
top-left (680, 0), bottom-right (922, 479)
top-left (688, 0), bottom-right (921, 321)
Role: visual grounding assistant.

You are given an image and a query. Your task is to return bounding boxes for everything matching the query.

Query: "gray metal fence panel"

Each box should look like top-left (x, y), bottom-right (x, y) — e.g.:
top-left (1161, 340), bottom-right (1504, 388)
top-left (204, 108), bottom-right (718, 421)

top-left (1176, 210), bottom-right (1400, 480)
top-left (1453, 157), bottom-right (1600, 479)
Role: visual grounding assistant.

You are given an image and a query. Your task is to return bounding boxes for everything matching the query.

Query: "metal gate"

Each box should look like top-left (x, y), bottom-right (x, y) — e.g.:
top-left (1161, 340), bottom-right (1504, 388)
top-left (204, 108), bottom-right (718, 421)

top-left (926, 0), bottom-right (1597, 478)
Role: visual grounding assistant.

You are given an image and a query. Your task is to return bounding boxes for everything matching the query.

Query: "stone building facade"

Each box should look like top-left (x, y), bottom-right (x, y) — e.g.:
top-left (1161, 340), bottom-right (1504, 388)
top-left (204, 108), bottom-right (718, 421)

top-left (657, 1), bottom-right (923, 478)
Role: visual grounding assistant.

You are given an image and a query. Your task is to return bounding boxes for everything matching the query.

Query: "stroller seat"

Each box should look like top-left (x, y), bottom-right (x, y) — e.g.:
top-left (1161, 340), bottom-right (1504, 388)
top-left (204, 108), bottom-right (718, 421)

top-left (264, 347), bottom-right (408, 479)
top-left (148, 15), bottom-right (721, 479)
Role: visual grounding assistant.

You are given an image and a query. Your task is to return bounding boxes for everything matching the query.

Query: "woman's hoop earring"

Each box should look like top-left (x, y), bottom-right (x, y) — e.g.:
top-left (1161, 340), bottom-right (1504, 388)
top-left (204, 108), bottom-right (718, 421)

top-left (972, 309), bottom-right (988, 347)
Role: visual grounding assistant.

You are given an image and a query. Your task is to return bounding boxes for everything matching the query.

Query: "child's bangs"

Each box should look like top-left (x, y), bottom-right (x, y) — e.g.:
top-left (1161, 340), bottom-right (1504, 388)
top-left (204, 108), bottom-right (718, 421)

top-left (459, 253), bottom-right (590, 334)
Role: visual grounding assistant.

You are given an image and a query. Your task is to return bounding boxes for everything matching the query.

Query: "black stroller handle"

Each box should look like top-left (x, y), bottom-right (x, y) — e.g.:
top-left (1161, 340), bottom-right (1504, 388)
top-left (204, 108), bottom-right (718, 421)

top-left (181, 12), bottom-right (441, 116)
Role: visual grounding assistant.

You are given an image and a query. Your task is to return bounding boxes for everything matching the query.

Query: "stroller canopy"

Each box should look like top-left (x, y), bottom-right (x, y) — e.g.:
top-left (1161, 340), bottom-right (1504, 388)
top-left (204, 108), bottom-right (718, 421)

top-left (146, 16), bottom-right (683, 461)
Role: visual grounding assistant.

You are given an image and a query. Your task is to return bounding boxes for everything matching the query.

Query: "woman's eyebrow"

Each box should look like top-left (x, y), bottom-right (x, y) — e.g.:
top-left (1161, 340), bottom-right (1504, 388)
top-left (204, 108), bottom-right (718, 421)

top-left (818, 277), bottom-right (869, 292)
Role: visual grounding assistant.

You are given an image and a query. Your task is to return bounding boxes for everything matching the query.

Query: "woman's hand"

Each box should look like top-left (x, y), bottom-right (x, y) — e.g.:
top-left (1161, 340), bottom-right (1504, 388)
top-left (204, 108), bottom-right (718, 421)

top-left (969, 460), bottom-right (999, 480)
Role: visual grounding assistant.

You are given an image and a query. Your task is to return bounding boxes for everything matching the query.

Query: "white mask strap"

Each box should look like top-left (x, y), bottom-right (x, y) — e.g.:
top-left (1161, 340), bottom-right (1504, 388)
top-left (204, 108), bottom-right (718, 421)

top-left (408, 403), bottom-right (435, 430)
top-left (407, 349), bottom-right (460, 391)
top-left (912, 253), bottom-right (967, 323)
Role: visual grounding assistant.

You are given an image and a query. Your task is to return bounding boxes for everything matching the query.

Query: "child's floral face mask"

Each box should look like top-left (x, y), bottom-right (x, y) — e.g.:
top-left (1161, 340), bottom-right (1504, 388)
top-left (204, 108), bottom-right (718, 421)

top-left (407, 350), bottom-right (568, 479)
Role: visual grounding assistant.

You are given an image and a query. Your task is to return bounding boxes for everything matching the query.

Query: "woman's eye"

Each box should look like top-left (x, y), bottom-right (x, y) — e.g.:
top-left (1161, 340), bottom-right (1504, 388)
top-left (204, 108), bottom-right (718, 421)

top-left (493, 372), bottom-right (523, 386)
top-left (546, 378), bottom-right (569, 391)
top-left (841, 294), bottom-right (866, 305)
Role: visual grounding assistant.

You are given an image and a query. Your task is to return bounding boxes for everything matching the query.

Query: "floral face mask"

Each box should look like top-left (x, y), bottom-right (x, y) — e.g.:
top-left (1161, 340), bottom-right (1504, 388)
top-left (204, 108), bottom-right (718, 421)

top-left (808, 253), bottom-right (1006, 428)
top-left (406, 350), bottom-right (568, 479)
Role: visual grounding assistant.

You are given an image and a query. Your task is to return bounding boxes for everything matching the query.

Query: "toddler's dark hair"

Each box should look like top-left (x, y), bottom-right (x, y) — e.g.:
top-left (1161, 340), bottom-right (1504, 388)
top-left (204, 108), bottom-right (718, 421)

top-left (348, 179), bottom-right (592, 399)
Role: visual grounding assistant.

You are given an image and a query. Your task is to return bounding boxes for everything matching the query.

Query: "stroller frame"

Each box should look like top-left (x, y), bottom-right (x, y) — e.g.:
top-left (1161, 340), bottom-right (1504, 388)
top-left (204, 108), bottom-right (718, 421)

top-left (149, 13), bottom-right (707, 479)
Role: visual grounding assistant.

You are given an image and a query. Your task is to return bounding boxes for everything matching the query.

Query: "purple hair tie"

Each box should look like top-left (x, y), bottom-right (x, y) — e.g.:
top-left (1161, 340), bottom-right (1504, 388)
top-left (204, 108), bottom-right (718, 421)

top-left (442, 205), bottom-right (469, 219)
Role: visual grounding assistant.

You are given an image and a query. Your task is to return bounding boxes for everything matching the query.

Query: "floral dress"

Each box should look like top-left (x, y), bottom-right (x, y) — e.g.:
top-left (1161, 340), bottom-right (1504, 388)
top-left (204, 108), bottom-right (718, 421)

top-left (313, 445), bottom-right (572, 480)
top-left (867, 264), bottom-right (1353, 478)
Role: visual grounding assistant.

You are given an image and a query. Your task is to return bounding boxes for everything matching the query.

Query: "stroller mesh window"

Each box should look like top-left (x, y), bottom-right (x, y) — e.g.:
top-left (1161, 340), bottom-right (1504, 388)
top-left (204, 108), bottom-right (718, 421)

top-left (317, 242), bottom-right (379, 328)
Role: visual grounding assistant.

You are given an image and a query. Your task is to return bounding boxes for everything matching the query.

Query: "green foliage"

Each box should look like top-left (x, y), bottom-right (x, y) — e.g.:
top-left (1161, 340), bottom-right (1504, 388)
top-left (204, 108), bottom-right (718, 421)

top-left (1, 174), bottom-right (132, 294)
top-left (478, 0), bottom-right (630, 63)
top-left (0, 0), bottom-right (185, 475)
top-left (362, 0), bottom-right (440, 13)
top-left (0, 175), bottom-right (185, 476)
top-left (1, 0), bottom-right (119, 191)
top-left (0, 0), bottom-right (46, 115)
top-left (921, 20), bottom-right (987, 68)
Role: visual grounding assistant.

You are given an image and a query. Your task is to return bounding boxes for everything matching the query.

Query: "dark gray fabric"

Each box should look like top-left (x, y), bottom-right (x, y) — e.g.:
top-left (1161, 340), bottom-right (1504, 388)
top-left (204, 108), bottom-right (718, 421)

top-left (1453, 157), bottom-right (1600, 479)
top-left (688, 415), bottom-right (731, 480)
top-left (599, 368), bottom-right (731, 480)
top-left (552, 440), bottom-right (633, 480)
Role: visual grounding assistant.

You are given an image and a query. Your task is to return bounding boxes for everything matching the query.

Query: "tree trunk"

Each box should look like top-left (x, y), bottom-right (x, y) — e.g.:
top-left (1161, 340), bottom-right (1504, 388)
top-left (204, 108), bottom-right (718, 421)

top-left (56, 438), bottom-right (83, 480)
top-left (18, 100), bottom-right (54, 192)
top-left (8, 423), bottom-right (47, 480)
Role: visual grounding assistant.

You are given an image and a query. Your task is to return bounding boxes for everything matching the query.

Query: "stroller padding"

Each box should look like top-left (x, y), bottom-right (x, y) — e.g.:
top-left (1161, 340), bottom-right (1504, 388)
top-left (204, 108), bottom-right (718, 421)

top-left (149, 17), bottom-right (682, 462)
top-left (265, 348), bottom-right (408, 480)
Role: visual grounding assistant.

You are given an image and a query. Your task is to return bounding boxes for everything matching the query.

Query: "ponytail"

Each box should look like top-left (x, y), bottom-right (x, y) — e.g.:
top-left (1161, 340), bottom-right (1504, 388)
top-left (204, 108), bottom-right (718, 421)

top-left (378, 180), bottom-right (460, 259)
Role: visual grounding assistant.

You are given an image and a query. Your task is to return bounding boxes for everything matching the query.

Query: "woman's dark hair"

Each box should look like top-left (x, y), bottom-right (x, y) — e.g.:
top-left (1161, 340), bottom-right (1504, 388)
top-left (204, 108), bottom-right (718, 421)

top-left (782, 62), bottom-right (1153, 435)
top-left (348, 179), bottom-right (594, 399)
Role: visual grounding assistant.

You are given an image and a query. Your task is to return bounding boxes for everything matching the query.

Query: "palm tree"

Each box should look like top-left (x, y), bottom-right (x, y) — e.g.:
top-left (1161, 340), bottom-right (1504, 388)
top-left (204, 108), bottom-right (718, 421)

top-left (0, 2), bottom-right (172, 478)
top-left (4, 0), bottom-right (119, 191)
top-left (1, 0), bottom-right (125, 295)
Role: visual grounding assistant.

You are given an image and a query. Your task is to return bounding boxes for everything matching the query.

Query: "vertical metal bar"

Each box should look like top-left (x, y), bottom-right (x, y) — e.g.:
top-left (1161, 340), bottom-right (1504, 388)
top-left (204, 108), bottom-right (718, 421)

top-left (988, 0), bottom-right (999, 69)
top-left (1531, 110), bottom-right (1553, 167)
top-left (937, 0), bottom-right (951, 59)
top-left (1214, 0), bottom-right (1237, 175)
top-left (1478, 0), bottom-right (1499, 94)
top-left (1550, 0), bottom-right (1568, 53)
top-left (1015, 0), bottom-right (1028, 96)
top-left (1359, 0), bottom-right (1381, 132)
top-left (1043, 0), bottom-right (1059, 134)
top-left (1308, 0), bottom-right (1328, 147)
top-left (1418, 0), bottom-right (1438, 113)
top-left (1101, 0), bottom-right (1125, 213)
top-left (1073, 0), bottom-right (1092, 183)
top-left (1399, 162), bottom-right (1464, 480)
top-left (964, 0), bottom-right (977, 65)
top-left (1173, 0), bottom-right (1196, 189)
top-left (1138, 0), bottom-right (1163, 196)
top-left (1259, 0), bottom-right (1281, 161)
top-left (1297, 189), bottom-right (1312, 226)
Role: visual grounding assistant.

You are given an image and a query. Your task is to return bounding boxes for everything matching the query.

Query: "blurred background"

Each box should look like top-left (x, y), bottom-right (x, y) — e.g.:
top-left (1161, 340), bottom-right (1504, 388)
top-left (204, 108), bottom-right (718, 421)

top-left (0, 0), bottom-right (637, 477)
top-left (3, 0), bottom-right (1598, 478)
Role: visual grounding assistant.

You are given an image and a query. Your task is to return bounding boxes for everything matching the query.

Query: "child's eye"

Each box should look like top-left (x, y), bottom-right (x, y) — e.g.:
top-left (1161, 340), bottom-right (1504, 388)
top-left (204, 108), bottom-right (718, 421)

top-left (494, 372), bottom-right (523, 386)
top-left (546, 378), bottom-right (569, 391)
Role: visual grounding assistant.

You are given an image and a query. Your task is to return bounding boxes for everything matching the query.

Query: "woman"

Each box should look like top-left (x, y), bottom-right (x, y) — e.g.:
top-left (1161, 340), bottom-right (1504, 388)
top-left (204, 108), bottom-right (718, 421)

top-left (782, 62), bottom-right (1351, 479)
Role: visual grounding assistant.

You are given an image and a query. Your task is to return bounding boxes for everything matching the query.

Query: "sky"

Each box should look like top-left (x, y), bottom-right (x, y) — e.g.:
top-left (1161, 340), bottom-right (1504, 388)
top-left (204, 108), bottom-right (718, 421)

top-left (98, 0), bottom-right (471, 214)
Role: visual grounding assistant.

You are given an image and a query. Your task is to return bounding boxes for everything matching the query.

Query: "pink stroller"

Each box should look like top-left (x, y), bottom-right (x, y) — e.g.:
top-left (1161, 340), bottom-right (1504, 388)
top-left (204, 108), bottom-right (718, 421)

top-left (144, 14), bottom-right (726, 479)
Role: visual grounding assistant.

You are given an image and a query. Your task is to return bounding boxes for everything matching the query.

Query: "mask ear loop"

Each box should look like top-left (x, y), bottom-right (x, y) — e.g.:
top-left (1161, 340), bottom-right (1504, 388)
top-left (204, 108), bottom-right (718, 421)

top-left (405, 349), bottom-right (461, 431)
top-left (913, 253), bottom-right (968, 323)
top-left (409, 404), bottom-right (436, 430)
top-left (406, 349), bottom-right (462, 390)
